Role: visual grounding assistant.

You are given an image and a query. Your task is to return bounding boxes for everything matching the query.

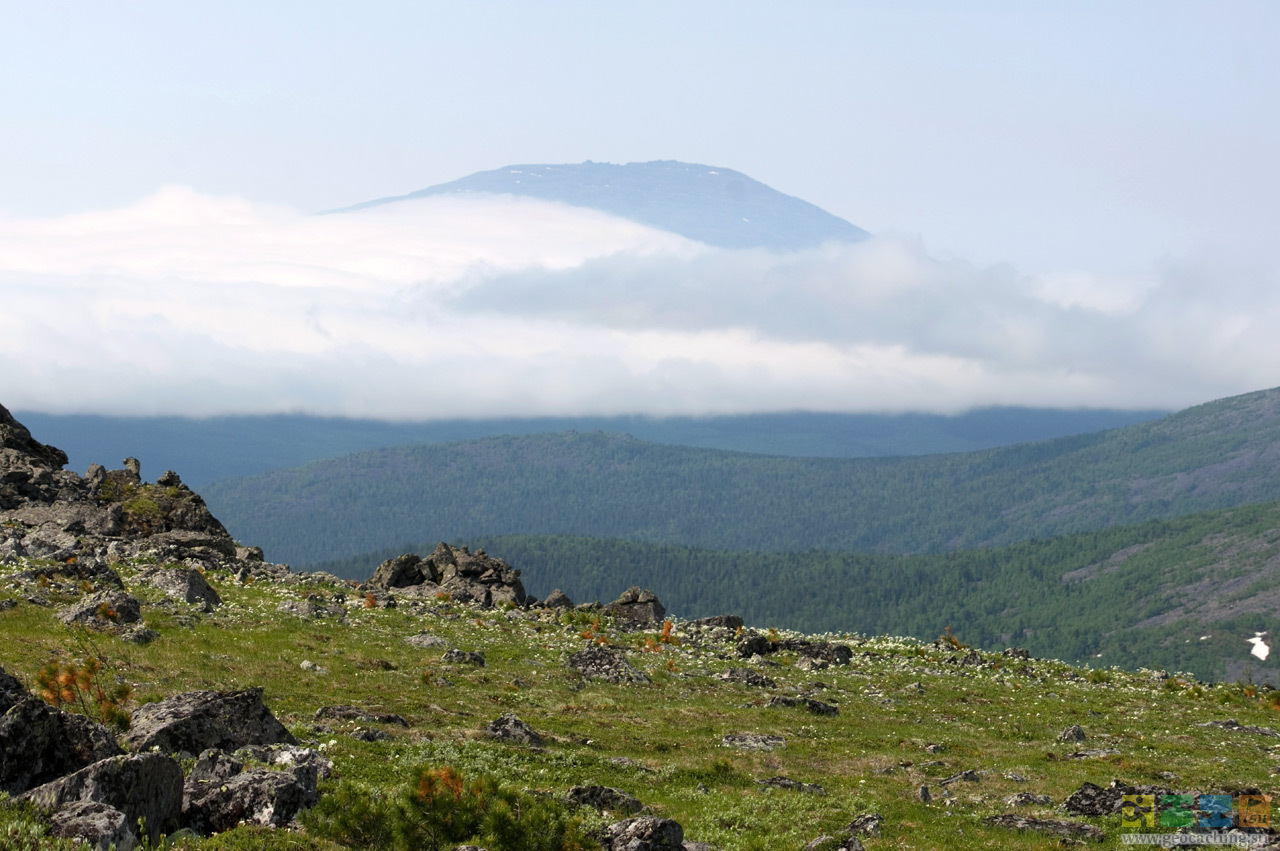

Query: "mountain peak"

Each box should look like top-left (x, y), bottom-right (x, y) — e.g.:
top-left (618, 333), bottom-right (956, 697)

top-left (336, 160), bottom-right (870, 251)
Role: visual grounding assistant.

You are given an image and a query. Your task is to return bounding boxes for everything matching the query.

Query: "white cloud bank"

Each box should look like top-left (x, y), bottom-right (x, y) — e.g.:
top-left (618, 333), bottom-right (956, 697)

top-left (1, 188), bottom-right (1276, 418)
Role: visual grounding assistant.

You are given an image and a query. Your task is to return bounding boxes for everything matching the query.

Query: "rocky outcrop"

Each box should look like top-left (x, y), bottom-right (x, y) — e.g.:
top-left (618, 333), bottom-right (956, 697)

top-left (182, 747), bottom-right (327, 833)
top-left (605, 587), bottom-right (665, 623)
top-left (138, 566), bottom-right (222, 612)
top-left (487, 714), bottom-right (543, 746)
top-left (49, 800), bottom-right (138, 851)
top-left (604, 815), bottom-right (684, 851)
top-left (123, 688), bottom-right (297, 755)
top-left (567, 646), bottom-right (650, 684)
top-left (566, 784), bottom-right (643, 815)
top-left (983, 814), bottom-right (1104, 842)
top-left (57, 591), bottom-right (142, 631)
top-left (367, 543), bottom-right (527, 607)
top-left (22, 753), bottom-right (184, 842)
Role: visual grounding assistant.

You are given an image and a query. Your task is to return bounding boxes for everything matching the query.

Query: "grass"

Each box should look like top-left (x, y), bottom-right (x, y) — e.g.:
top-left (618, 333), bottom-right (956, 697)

top-left (2, 557), bottom-right (1279, 849)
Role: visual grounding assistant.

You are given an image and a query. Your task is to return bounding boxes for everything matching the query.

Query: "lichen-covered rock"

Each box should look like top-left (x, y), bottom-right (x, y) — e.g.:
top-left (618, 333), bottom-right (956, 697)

top-left (139, 567), bottom-right (221, 612)
top-left (605, 815), bottom-right (684, 851)
top-left (767, 696), bottom-right (839, 716)
top-left (442, 649), bottom-right (486, 666)
top-left (716, 668), bottom-right (776, 688)
top-left (57, 591), bottom-right (142, 630)
top-left (182, 747), bottom-right (324, 833)
top-left (49, 800), bottom-right (138, 851)
top-left (566, 784), bottom-right (643, 814)
top-left (0, 698), bottom-right (124, 795)
top-left (983, 814), bottom-right (1104, 842)
top-left (567, 647), bottom-right (650, 684)
top-left (487, 714), bottom-right (543, 746)
top-left (721, 734), bottom-right (785, 751)
top-left (22, 753), bottom-right (183, 842)
top-left (123, 688), bottom-right (297, 754)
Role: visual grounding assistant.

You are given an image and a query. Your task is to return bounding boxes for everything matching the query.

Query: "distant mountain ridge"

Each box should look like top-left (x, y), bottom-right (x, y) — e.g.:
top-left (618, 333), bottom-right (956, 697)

top-left (201, 386), bottom-right (1280, 568)
top-left (334, 160), bottom-right (870, 250)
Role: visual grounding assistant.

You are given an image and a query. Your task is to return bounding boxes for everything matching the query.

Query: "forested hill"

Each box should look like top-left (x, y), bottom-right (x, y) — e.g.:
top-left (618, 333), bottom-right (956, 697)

top-left (313, 499), bottom-right (1280, 683)
top-left (201, 386), bottom-right (1280, 568)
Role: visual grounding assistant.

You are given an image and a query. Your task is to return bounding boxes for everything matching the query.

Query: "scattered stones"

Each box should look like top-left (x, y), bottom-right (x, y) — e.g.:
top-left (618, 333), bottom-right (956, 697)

top-left (605, 587), bottom-right (666, 623)
top-left (442, 649), bottom-right (486, 666)
top-left (487, 714), bottom-right (543, 746)
top-left (715, 668), bottom-right (776, 688)
top-left (1198, 719), bottom-right (1280, 738)
top-left (758, 775), bottom-right (825, 795)
top-left (1005, 792), bottom-right (1053, 807)
top-left (566, 784), bottom-right (643, 814)
top-left (315, 705), bottom-right (409, 726)
top-left (767, 696), bottom-right (839, 716)
top-left (721, 734), bottom-right (785, 751)
top-left (123, 688), bottom-right (297, 754)
top-left (567, 646), bottom-right (650, 684)
top-left (1058, 724), bottom-right (1087, 742)
top-left (23, 753), bottom-right (183, 843)
top-left (983, 814), bottom-right (1104, 843)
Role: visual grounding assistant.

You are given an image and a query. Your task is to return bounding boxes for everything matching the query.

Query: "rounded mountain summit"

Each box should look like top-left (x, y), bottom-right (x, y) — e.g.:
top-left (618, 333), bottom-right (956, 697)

top-left (333, 160), bottom-right (870, 251)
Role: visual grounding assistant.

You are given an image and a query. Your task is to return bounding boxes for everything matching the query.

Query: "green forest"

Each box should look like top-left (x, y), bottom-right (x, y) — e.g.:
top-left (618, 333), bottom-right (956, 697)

top-left (203, 387), bottom-right (1280, 567)
top-left (312, 500), bottom-right (1280, 683)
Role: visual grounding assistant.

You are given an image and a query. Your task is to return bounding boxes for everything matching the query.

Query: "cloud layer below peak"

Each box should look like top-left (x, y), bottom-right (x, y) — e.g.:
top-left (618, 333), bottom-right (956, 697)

top-left (1, 188), bottom-right (1275, 418)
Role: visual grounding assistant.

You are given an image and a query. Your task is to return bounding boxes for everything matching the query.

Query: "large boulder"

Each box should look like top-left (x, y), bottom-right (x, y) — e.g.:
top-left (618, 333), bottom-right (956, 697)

top-left (368, 553), bottom-right (435, 589)
top-left (605, 587), bottom-right (665, 623)
top-left (604, 815), bottom-right (684, 851)
top-left (123, 688), bottom-right (296, 754)
top-left (22, 753), bottom-right (184, 842)
top-left (0, 698), bottom-right (123, 795)
top-left (58, 591), bottom-right (142, 631)
top-left (182, 747), bottom-right (325, 833)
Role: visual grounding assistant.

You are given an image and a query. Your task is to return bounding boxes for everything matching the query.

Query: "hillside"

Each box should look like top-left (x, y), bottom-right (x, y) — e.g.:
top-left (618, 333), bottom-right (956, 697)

top-left (5, 403), bottom-right (1280, 850)
top-left (202, 386), bottom-right (1280, 567)
top-left (334, 160), bottom-right (871, 250)
top-left (313, 499), bottom-right (1280, 683)
top-left (17, 406), bottom-right (1167, 490)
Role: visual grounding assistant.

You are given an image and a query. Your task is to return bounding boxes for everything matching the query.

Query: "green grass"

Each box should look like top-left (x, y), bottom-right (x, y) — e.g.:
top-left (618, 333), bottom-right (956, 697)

top-left (3, 557), bottom-right (1280, 849)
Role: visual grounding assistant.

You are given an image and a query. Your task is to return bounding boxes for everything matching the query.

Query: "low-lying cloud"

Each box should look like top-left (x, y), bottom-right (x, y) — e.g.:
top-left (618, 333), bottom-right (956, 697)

top-left (1, 187), bottom-right (1275, 418)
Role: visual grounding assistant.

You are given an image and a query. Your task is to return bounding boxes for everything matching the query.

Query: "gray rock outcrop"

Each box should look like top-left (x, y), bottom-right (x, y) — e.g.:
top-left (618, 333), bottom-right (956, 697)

top-left (567, 646), bottom-right (650, 684)
top-left (23, 753), bottom-right (184, 842)
top-left (182, 747), bottom-right (325, 833)
top-left (605, 587), bottom-right (666, 623)
top-left (487, 714), bottom-right (543, 746)
top-left (604, 815), bottom-right (684, 851)
top-left (49, 800), bottom-right (138, 851)
top-left (123, 688), bottom-right (297, 754)
top-left (0, 697), bottom-right (123, 795)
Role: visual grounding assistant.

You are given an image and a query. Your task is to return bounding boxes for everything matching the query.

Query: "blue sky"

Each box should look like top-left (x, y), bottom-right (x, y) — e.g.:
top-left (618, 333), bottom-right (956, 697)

top-left (2, 2), bottom-right (1278, 417)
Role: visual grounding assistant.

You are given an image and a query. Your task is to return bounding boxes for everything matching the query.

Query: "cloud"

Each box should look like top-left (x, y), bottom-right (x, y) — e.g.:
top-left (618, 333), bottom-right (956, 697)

top-left (1, 187), bottom-right (1276, 418)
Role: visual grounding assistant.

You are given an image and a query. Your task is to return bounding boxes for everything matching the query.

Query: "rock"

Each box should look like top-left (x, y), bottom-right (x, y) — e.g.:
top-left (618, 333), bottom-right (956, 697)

top-left (686, 615), bottom-right (744, 630)
top-left (300, 660), bottom-right (327, 674)
top-left (845, 813), bottom-right (883, 838)
top-left (918, 785), bottom-right (932, 803)
top-left (568, 647), bottom-right (650, 684)
top-left (543, 588), bottom-right (574, 609)
top-left (715, 668), bottom-right (776, 688)
top-left (57, 591), bottom-right (142, 630)
top-left (431, 542), bottom-right (528, 607)
top-left (1058, 724), bottom-right (1087, 742)
top-left (939, 769), bottom-right (980, 786)
top-left (1061, 780), bottom-right (1172, 817)
top-left (767, 696), bottom-right (839, 716)
top-left (983, 814), bottom-right (1104, 842)
top-left (123, 688), bottom-right (297, 754)
top-left (23, 753), bottom-right (183, 842)
top-left (605, 587), bottom-right (666, 623)
top-left (277, 597), bottom-right (347, 620)
top-left (566, 784), bottom-right (643, 814)
top-left (605, 815), bottom-right (684, 851)
top-left (0, 665), bottom-right (27, 713)
top-left (139, 567), bottom-right (221, 612)
top-left (368, 553), bottom-right (434, 589)
top-left (0, 698), bottom-right (124, 795)
top-left (1063, 748), bottom-right (1119, 759)
top-left (442, 649), bottom-right (486, 666)
top-left (49, 800), bottom-right (138, 851)
top-left (794, 656), bottom-right (829, 672)
top-left (182, 748), bottom-right (322, 833)
top-left (804, 838), bottom-right (863, 851)
top-left (487, 714), bottom-right (542, 746)
top-left (735, 633), bottom-right (776, 658)
top-left (1198, 719), bottom-right (1280, 738)
top-left (721, 734), bottom-right (784, 751)
top-left (780, 640), bottom-right (854, 667)
top-left (405, 631), bottom-right (447, 649)
top-left (315, 705), bottom-right (409, 727)
top-left (757, 775), bottom-right (825, 795)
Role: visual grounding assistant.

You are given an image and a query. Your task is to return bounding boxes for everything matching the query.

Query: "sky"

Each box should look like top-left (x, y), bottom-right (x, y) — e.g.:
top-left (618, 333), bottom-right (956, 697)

top-left (2, 2), bottom-right (1278, 418)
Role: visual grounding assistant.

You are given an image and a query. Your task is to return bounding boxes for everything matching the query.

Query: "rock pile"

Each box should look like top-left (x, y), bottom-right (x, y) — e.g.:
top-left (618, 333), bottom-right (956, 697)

top-left (366, 542), bottom-right (527, 607)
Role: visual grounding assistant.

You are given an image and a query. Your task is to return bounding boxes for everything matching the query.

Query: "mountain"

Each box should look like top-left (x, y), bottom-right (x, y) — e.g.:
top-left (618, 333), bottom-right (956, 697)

top-left (201, 386), bottom-right (1280, 568)
top-left (16, 406), bottom-right (1167, 490)
top-left (334, 160), bottom-right (870, 250)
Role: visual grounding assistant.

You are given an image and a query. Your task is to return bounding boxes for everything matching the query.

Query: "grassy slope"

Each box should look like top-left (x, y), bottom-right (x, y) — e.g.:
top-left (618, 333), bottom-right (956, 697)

top-left (3, 557), bottom-right (1280, 850)
top-left (312, 500), bottom-right (1280, 683)
top-left (201, 387), bottom-right (1280, 567)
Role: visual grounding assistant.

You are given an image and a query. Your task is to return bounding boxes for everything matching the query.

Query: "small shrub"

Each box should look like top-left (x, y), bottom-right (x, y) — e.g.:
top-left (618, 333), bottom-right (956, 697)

top-left (36, 658), bottom-right (134, 731)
